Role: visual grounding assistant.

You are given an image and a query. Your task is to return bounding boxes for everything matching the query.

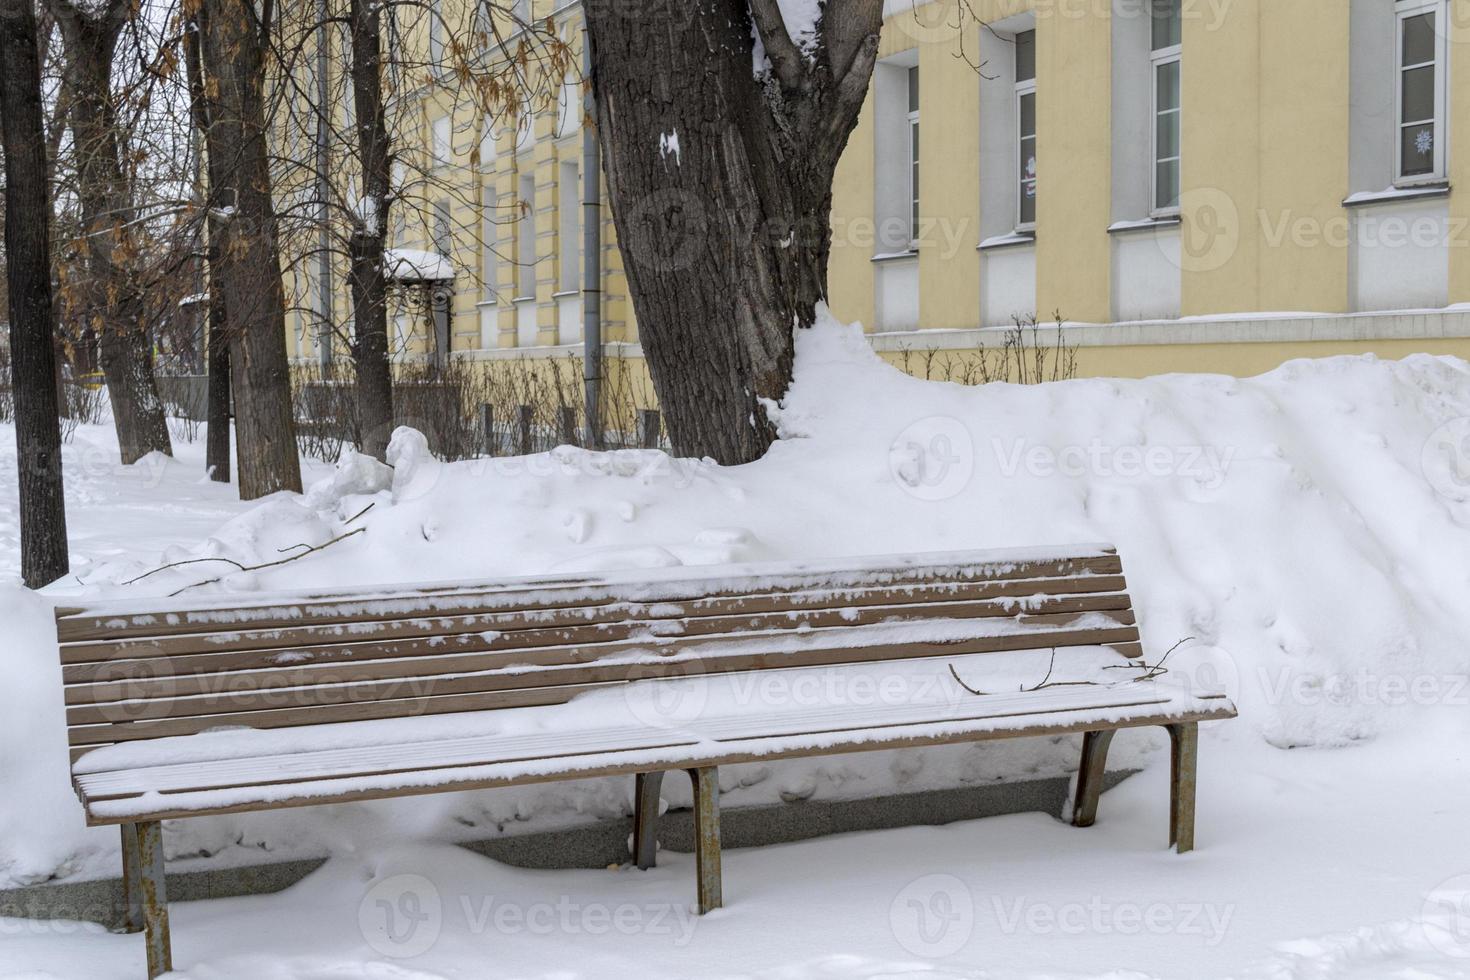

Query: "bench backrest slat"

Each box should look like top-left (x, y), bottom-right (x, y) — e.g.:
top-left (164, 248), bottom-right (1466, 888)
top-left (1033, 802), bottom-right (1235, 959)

top-left (55, 551), bottom-right (1123, 642)
top-left (59, 546), bottom-right (1141, 760)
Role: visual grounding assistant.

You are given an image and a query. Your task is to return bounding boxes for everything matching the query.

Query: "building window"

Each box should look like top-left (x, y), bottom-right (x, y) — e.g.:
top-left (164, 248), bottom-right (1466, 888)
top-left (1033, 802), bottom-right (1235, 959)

top-left (558, 73), bottom-right (582, 138)
top-left (428, 0), bottom-right (444, 69)
top-left (479, 117), bottom-right (497, 168)
top-left (1015, 30), bottom-right (1036, 229)
top-left (518, 173), bottom-right (536, 297)
top-left (515, 102), bottom-right (535, 156)
top-left (431, 115), bottom-right (452, 169)
top-left (1151, 0), bottom-right (1182, 213)
top-left (432, 199), bottom-right (452, 256)
top-left (481, 185), bottom-right (497, 301)
top-left (1396, 0), bottom-right (1446, 182)
top-left (559, 161), bottom-right (580, 292)
top-left (906, 66), bottom-right (920, 244)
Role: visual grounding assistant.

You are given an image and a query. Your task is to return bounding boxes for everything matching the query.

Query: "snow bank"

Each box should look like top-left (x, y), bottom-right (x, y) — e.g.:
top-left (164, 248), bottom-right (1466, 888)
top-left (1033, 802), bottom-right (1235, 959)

top-left (4, 308), bottom-right (1469, 887)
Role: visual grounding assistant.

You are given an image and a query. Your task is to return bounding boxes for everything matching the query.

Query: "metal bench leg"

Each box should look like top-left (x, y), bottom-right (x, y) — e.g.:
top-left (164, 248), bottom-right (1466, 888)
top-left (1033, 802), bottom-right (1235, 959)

top-left (1071, 730), bottom-right (1116, 828)
top-left (130, 821), bottom-right (172, 979)
top-left (1167, 722), bottom-right (1198, 854)
top-left (632, 771), bottom-right (665, 870)
top-left (119, 823), bottom-right (144, 934)
top-left (686, 767), bottom-right (722, 914)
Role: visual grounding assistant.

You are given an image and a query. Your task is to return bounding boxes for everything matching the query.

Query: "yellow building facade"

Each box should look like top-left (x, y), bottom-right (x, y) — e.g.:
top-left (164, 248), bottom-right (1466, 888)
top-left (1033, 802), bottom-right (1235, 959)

top-left (284, 0), bottom-right (1470, 389)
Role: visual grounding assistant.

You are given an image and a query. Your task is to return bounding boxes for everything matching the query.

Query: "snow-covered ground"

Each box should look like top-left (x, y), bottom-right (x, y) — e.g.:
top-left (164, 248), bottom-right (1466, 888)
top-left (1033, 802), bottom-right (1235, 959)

top-left (2, 312), bottom-right (1469, 977)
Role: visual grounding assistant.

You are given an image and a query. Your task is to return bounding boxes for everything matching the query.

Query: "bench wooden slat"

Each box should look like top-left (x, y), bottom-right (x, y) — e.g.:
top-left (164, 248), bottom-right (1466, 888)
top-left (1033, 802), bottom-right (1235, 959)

top-left (67, 625), bottom-right (1141, 747)
top-left (77, 692), bottom-right (1237, 825)
top-left (68, 680), bottom-right (624, 748)
top-left (63, 592), bottom-right (1137, 702)
top-left (58, 574), bottom-right (1131, 665)
top-left (75, 684), bottom-right (1181, 801)
top-left (55, 552), bottom-right (1122, 643)
top-left (64, 613), bottom-right (1140, 727)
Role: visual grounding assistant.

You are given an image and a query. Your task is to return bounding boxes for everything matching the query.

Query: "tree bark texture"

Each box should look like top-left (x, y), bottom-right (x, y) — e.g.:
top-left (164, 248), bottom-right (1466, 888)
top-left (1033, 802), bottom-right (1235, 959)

top-left (184, 16), bottom-right (232, 484)
top-left (197, 0), bottom-right (302, 498)
top-left (0, 0), bottom-right (71, 586)
top-left (348, 0), bottom-right (394, 460)
top-left (584, 0), bottom-right (881, 464)
top-left (48, 0), bottom-right (173, 466)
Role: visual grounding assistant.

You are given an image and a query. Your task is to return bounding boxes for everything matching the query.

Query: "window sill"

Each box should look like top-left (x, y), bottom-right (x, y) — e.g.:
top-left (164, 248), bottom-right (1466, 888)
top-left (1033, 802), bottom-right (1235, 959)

top-left (475, 299), bottom-right (497, 308)
top-left (870, 250), bottom-right (919, 263)
top-left (1343, 183), bottom-right (1450, 208)
top-left (513, 296), bottom-right (536, 304)
top-left (977, 232), bottom-right (1036, 251)
top-left (1108, 215), bottom-right (1181, 235)
top-left (552, 289), bottom-right (581, 299)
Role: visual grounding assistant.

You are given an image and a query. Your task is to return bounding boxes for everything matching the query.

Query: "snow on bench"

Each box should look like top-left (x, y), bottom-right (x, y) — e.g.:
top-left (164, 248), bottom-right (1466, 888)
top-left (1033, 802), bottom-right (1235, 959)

top-left (53, 544), bottom-right (1236, 978)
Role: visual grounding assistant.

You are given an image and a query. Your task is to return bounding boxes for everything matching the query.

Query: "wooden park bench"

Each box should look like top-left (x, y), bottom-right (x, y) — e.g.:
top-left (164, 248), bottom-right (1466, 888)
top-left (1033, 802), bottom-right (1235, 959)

top-left (54, 544), bottom-right (1236, 977)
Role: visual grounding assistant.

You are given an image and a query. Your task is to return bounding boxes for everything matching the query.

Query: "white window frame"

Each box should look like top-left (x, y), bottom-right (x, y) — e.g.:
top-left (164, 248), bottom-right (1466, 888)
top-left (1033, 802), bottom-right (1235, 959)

top-left (517, 173), bottom-right (536, 298)
top-left (481, 184), bottom-right (497, 302)
top-left (907, 66), bottom-right (920, 246)
top-left (428, 0), bottom-right (444, 70)
top-left (1395, 0), bottom-right (1449, 185)
top-left (479, 116), bottom-right (498, 168)
top-left (1015, 79), bottom-right (1036, 232)
top-left (431, 114), bottom-right (452, 170)
top-left (1150, 40), bottom-right (1181, 216)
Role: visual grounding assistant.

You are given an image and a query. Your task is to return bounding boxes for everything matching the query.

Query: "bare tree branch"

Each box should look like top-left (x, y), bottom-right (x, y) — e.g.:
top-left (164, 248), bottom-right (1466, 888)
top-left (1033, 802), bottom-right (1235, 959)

top-left (748, 0), bottom-right (807, 92)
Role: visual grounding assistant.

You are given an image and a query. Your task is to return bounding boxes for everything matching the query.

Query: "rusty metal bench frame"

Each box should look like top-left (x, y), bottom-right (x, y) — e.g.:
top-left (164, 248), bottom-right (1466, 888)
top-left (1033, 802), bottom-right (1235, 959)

top-left (53, 545), bottom-right (1236, 978)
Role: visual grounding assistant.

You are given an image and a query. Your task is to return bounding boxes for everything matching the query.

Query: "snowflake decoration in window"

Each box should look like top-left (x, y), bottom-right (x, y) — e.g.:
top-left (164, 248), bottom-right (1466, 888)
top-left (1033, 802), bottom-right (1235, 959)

top-left (1415, 128), bottom-right (1434, 157)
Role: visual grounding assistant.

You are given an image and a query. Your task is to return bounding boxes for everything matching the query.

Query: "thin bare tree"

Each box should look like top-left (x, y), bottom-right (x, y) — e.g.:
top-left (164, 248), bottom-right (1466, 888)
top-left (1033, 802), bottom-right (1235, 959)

top-left (0, 0), bottom-right (70, 586)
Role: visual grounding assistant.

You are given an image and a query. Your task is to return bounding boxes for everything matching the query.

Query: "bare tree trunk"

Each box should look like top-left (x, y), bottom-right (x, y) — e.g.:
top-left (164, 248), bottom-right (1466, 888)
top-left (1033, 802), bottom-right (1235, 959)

top-left (204, 276), bottom-right (232, 482)
top-left (347, 0), bottom-right (394, 460)
top-left (47, 0), bottom-right (172, 466)
top-left (197, 0), bottom-right (301, 498)
top-left (0, 0), bottom-right (70, 587)
top-left (584, 1), bottom-right (880, 464)
top-left (184, 15), bottom-right (233, 484)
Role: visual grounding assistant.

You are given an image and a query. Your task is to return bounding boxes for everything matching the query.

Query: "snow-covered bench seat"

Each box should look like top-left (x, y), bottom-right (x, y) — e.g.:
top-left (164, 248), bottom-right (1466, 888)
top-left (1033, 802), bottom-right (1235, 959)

top-left (54, 544), bottom-right (1235, 978)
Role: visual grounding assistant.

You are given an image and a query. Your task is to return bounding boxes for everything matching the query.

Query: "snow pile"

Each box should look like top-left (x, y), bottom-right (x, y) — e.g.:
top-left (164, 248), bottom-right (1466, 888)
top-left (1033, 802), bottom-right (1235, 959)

top-left (383, 247), bottom-right (454, 282)
top-left (3, 308), bottom-right (1469, 888)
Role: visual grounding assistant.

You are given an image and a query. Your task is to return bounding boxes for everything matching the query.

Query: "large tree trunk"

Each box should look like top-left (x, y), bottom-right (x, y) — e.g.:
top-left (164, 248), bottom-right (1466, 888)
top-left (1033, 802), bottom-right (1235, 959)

top-left (184, 14), bottom-right (232, 484)
top-left (347, 0), bottom-right (394, 459)
top-left (584, 1), bottom-right (880, 464)
top-left (197, 0), bottom-right (302, 498)
top-left (48, 0), bottom-right (172, 466)
top-left (0, 0), bottom-right (70, 587)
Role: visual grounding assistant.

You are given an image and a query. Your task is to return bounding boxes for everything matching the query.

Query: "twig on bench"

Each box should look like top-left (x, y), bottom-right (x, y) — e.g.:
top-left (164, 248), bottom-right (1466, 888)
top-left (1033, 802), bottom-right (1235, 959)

top-left (151, 528), bottom-right (368, 597)
top-left (1103, 635), bottom-right (1194, 683)
top-left (949, 649), bottom-right (1108, 696)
